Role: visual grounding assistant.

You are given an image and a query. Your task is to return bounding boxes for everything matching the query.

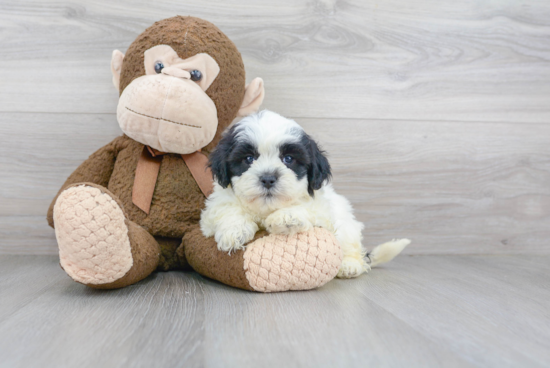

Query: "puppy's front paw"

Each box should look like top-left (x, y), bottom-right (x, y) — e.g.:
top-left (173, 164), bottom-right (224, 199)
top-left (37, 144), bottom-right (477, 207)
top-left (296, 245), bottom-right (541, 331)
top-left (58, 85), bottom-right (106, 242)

top-left (337, 257), bottom-right (370, 278)
top-left (265, 209), bottom-right (312, 235)
top-left (215, 221), bottom-right (258, 254)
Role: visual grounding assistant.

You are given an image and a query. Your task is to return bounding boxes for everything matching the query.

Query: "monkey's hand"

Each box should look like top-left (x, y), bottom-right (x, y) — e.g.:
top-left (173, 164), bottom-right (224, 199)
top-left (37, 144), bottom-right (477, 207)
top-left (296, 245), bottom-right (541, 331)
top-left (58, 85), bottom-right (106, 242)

top-left (264, 208), bottom-right (313, 235)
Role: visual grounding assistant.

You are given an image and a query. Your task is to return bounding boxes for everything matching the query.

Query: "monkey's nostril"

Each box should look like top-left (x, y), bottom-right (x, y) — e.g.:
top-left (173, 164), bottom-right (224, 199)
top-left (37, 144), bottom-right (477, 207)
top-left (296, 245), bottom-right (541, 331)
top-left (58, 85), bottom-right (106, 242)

top-left (260, 175), bottom-right (277, 189)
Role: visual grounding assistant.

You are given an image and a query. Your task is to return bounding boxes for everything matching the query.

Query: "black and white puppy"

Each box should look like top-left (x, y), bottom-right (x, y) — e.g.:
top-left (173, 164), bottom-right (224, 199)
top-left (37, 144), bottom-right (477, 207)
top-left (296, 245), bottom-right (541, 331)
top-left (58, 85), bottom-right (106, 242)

top-left (200, 110), bottom-right (409, 278)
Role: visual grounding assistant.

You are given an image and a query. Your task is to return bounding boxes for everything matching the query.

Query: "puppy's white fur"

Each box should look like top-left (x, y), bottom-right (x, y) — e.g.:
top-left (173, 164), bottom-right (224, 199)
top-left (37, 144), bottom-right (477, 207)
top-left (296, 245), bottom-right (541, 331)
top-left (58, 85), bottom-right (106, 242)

top-left (201, 110), bottom-right (408, 278)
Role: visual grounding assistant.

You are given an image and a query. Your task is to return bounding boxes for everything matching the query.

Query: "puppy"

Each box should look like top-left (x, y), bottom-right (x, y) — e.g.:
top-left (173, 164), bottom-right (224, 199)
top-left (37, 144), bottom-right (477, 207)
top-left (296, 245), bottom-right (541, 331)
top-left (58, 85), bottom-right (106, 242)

top-left (200, 110), bottom-right (409, 278)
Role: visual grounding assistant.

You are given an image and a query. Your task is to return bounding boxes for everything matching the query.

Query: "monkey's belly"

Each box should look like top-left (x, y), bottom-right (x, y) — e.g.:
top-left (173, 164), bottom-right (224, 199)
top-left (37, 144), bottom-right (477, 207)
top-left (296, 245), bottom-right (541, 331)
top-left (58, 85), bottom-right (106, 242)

top-left (108, 142), bottom-right (205, 238)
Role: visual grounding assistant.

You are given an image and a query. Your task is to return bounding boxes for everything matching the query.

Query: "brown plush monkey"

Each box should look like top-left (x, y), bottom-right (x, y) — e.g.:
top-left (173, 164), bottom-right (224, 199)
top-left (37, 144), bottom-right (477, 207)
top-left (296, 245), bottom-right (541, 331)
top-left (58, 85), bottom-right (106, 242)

top-left (47, 16), bottom-right (342, 292)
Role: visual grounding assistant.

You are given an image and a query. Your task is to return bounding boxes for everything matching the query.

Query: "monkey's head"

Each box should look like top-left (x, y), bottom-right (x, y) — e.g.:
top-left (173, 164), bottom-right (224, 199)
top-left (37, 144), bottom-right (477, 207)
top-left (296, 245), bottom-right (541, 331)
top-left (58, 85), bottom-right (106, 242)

top-left (110, 16), bottom-right (264, 154)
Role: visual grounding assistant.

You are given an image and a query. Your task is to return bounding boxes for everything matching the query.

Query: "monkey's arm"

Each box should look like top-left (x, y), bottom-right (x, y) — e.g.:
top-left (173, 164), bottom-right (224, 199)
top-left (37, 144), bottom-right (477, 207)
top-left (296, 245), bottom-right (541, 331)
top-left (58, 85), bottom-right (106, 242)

top-left (47, 135), bottom-right (128, 228)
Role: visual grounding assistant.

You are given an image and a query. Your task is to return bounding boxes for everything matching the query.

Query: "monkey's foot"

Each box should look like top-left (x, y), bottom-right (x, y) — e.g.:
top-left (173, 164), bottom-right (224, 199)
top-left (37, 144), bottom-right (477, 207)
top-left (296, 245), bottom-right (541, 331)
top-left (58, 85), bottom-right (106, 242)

top-left (243, 228), bottom-right (342, 292)
top-left (184, 226), bottom-right (343, 292)
top-left (53, 184), bottom-right (134, 286)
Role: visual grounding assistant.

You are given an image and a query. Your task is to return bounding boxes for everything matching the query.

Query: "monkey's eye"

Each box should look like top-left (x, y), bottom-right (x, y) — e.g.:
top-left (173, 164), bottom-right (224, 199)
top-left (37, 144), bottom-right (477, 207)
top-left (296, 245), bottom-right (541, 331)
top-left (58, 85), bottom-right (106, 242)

top-left (245, 156), bottom-right (254, 164)
top-left (190, 70), bottom-right (202, 81)
top-left (283, 155), bottom-right (293, 164)
top-left (154, 62), bottom-right (164, 74)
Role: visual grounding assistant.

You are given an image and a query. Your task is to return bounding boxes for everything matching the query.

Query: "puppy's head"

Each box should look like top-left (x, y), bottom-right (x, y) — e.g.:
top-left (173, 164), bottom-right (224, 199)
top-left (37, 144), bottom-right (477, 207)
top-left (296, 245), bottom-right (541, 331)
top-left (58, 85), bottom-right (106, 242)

top-left (209, 110), bottom-right (331, 207)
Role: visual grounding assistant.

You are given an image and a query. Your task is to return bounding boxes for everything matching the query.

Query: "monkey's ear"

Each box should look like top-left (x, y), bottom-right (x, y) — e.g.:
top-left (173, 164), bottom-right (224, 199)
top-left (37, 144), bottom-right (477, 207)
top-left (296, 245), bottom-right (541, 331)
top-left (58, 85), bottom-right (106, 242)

top-left (237, 78), bottom-right (265, 117)
top-left (111, 50), bottom-right (125, 92)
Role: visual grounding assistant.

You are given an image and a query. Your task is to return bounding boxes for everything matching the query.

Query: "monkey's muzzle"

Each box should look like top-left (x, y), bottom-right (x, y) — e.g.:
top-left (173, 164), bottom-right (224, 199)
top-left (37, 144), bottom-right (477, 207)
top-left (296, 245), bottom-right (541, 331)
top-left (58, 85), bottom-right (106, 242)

top-left (117, 74), bottom-right (218, 154)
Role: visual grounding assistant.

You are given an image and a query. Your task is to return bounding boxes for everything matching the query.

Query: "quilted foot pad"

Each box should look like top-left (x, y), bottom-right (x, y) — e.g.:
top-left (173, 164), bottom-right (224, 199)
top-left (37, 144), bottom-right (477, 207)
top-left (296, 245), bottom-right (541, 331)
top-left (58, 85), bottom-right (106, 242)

top-left (53, 185), bottom-right (133, 285)
top-left (243, 227), bottom-right (342, 292)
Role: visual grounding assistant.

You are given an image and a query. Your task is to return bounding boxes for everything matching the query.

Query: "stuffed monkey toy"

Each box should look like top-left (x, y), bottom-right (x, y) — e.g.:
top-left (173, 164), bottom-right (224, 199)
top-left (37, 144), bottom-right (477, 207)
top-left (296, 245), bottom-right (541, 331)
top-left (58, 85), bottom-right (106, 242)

top-left (47, 16), bottom-right (342, 292)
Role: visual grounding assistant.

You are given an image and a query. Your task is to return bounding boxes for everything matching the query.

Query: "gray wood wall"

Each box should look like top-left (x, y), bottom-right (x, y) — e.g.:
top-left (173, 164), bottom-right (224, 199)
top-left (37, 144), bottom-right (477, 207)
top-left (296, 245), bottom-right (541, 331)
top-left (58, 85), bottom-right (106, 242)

top-left (1, 0), bottom-right (549, 255)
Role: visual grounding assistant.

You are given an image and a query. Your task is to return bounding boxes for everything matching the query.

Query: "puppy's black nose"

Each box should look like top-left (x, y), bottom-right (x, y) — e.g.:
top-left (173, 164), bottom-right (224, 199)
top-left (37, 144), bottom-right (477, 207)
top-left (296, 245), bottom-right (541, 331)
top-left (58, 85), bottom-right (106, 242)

top-left (260, 175), bottom-right (277, 189)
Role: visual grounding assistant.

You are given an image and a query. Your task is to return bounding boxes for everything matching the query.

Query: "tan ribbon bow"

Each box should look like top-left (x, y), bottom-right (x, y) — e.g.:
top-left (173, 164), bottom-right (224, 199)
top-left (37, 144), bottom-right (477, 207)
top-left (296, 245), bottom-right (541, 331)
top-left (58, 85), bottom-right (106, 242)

top-left (132, 146), bottom-right (214, 214)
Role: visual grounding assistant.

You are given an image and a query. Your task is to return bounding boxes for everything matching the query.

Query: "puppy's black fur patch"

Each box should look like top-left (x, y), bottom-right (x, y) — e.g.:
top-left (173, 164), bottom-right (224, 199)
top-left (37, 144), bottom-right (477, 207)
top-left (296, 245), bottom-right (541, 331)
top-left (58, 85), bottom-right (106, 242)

top-left (301, 133), bottom-right (332, 196)
top-left (279, 133), bottom-right (331, 196)
top-left (209, 126), bottom-right (258, 188)
top-left (279, 143), bottom-right (309, 180)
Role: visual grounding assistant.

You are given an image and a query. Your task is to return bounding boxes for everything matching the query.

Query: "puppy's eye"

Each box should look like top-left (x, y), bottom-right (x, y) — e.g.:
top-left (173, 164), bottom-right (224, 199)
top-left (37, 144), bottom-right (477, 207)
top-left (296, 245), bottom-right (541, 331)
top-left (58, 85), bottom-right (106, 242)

top-left (245, 155), bottom-right (254, 164)
top-left (282, 155), bottom-right (293, 164)
top-left (190, 70), bottom-right (202, 81)
top-left (154, 61), bottom-right (164, 74)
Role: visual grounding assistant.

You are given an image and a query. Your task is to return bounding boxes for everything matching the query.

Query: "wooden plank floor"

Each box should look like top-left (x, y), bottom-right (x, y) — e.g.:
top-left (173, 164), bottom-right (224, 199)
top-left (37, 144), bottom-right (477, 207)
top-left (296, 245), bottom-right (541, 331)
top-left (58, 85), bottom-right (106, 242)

top-left (1, 255), bottom-right (549, 368)
top-left (1, 1), bottom-right (549, 367)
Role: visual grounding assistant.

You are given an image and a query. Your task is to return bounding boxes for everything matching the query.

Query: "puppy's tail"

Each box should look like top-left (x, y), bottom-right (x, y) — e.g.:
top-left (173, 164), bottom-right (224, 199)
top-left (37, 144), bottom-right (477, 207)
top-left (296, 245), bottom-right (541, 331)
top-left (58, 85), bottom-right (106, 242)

top-left (366, 238), bottom-right (410, 267)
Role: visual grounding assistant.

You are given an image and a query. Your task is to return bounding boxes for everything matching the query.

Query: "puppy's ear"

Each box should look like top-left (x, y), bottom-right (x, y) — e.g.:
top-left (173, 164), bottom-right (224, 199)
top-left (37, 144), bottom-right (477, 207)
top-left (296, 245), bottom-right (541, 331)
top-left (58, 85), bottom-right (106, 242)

top-left (208, 128), bottom-right (235, 188)
top-left (304, 133), bottom-right (332, 196)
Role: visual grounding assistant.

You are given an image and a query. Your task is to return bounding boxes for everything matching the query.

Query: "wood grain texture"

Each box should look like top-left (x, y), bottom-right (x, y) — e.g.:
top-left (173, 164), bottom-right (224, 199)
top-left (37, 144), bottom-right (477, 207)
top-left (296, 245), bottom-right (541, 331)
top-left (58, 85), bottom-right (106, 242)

top-left (1, 1), bottom-right (549, 254)
top-left (2, 112), bottom-right (549, 254)
top-left (0, 0), bottom-right (549, 122)
top-left (1, 254), bottom-right (549, 367)
top-left (301, 118), bottom-right (550, 254)
top-left (1, 2), bottom-right (549, 367)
